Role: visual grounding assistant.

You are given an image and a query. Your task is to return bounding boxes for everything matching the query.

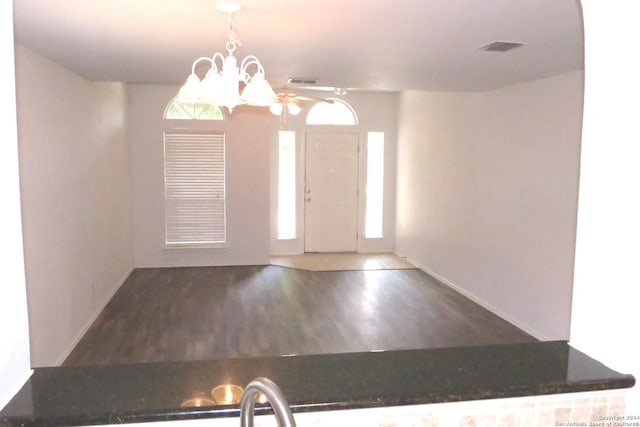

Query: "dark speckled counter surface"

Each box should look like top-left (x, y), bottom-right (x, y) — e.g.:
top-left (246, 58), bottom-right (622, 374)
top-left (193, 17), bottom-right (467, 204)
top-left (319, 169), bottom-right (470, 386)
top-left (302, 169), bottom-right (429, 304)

top-left (0, 341), bottom-right (635, 426)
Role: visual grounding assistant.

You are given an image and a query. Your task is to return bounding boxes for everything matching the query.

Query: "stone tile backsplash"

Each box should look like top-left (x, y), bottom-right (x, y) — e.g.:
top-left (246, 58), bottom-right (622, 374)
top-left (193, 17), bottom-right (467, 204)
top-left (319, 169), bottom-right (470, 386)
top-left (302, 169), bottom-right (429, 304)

top-left (249, 390), bottom-right (628, 427)
top-left (89, 389), bottom-right (629, 427)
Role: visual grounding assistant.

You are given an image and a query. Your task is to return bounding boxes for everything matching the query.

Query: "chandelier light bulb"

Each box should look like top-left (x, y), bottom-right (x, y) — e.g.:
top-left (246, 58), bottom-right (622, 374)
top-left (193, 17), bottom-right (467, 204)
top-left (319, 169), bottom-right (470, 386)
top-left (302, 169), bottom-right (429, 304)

top-left (177, 74), bottom-right (202, 102)
top-left (243, 72), bottom-right (278, 107)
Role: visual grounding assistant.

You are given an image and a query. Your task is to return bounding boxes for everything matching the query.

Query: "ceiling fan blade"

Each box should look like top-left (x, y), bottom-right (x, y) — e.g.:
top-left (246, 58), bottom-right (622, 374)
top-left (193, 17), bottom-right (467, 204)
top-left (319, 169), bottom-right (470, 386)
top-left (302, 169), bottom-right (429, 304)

top-left (294, 95), bottom-right (334, 103)
top-left (294, 95), bottom-right (321, 102)
top-left (274, 90), bottom-right (335, 104)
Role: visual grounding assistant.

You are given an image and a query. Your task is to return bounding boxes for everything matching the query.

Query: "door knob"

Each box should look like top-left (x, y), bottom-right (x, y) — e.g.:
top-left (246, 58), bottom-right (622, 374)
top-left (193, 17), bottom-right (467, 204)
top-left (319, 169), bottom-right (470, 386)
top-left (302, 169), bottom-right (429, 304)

top-left (305, 197), bottom-right (311, 202)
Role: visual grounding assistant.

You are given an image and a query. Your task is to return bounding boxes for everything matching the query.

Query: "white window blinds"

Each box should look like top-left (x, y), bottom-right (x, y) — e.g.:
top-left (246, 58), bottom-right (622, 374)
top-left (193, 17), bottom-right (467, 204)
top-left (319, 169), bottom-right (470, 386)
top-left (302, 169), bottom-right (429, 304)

top-left (163, 130), bottom-right (226, 246)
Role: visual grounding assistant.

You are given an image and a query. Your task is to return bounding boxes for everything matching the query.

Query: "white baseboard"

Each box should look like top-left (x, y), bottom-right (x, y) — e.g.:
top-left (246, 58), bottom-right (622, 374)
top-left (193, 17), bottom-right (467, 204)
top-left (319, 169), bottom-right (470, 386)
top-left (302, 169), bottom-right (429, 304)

top-left (55, 267), bottom-right (134, 366)
top-left (394, 252), bottom-right (550, 342)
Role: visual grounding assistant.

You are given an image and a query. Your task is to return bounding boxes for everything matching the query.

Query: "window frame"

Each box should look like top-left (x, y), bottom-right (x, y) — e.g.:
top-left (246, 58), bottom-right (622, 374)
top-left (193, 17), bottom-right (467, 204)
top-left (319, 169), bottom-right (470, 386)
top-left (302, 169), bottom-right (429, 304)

top-left (162, 98), bottom-right (228, 249)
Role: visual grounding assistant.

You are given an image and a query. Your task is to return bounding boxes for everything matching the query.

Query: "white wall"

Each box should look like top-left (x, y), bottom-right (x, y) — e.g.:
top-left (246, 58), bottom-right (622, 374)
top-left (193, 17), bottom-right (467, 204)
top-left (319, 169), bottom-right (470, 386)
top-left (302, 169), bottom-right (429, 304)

top-left (396, 71), bottom-right (584, 340)
top-left (269, 90), bottom-right (399, 255)
top-left (15, 45), bottom-right (134, 367)
top-left (0, 0), bottom-right (32, 409)
top-left (129, 85), bottom-right (271, 267)
top-left (130, 88), bottom-right (397, 264)
top-left (2, 0), bottom-right (638, 417)
top-left (570, 0), bottom-right (640, 412)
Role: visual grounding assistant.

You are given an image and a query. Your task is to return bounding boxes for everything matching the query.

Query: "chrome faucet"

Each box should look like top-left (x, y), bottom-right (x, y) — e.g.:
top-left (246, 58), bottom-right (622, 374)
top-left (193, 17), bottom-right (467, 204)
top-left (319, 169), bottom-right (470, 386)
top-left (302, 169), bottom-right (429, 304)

top-left (239, 377), bottom-right (297, 427)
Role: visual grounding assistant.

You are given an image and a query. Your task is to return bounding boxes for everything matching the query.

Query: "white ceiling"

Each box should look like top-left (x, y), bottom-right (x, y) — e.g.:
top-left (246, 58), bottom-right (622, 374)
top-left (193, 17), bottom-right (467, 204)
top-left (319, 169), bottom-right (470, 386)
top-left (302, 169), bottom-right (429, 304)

top-left (13, 0), bottom-right (584, 92)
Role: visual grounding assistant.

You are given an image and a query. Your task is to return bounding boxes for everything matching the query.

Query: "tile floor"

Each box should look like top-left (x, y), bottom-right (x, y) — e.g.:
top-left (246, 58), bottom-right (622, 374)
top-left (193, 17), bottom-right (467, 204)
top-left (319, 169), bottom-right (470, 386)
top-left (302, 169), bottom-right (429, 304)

top-left (269, 252), bottom-right (416, 271)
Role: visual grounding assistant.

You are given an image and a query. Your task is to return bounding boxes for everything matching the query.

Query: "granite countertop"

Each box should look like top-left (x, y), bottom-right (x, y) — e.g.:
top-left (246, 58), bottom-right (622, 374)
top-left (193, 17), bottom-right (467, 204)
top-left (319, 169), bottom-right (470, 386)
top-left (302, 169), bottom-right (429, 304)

top-left (0, 341), bottom-right (635, 427)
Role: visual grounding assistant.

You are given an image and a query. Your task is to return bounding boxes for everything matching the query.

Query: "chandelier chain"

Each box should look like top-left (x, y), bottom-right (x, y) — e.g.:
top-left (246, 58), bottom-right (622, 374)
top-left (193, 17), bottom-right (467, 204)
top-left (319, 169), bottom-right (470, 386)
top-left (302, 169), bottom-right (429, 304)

top-left (226, 12), bottom-right (241, 55)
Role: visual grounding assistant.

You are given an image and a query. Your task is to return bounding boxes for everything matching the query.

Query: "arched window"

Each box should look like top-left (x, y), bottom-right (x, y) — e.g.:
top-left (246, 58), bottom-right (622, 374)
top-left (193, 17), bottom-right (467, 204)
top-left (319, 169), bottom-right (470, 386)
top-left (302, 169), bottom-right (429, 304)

top-left (164, 99), bottom-right (224, 120)
top-left (305, 98), bottom-right (358, 125)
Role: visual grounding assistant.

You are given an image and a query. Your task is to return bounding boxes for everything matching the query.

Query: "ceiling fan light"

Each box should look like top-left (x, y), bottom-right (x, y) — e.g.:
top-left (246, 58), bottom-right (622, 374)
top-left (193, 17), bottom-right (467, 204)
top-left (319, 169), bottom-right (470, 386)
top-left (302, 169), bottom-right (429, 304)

top-left (287, 101), bottom-right (302, 116)
top-left (269, 103), bottom-right (283, 115)
top-left (242, 72), bottom-right (277, 106)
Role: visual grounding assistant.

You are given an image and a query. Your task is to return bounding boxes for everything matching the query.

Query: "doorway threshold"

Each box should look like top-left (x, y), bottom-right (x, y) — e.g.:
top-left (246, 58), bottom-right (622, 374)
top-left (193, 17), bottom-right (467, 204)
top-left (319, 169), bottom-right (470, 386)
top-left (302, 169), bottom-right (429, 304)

top-left (269, 252), bottom-right (416, 272)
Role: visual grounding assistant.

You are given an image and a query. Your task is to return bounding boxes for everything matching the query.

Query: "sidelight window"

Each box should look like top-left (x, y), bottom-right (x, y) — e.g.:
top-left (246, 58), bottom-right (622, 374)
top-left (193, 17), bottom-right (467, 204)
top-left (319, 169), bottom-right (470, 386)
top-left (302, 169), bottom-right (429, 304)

top-left (277, 131), bottom-right (296, 240)
top-left (365, 132), bottom-right (384, 238)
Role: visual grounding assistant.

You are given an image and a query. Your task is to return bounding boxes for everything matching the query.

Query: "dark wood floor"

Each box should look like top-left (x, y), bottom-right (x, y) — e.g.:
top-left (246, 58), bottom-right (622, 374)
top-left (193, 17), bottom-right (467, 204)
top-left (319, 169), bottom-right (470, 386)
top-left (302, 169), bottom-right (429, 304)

top-left (64, 265), bottom-right (536, 366)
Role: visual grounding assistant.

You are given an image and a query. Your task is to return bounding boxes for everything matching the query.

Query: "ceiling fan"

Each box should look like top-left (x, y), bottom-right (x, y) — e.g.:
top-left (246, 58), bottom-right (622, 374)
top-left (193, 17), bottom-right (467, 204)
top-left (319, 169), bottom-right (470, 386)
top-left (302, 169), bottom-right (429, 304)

top-left (269, 92), bottom-right (334, 121)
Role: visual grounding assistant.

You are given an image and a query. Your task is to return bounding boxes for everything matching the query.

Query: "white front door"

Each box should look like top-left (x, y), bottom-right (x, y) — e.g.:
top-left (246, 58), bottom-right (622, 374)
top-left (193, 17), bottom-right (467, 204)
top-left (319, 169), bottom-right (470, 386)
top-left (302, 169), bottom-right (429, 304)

top-left (304, 132), bottom-right (359, 252)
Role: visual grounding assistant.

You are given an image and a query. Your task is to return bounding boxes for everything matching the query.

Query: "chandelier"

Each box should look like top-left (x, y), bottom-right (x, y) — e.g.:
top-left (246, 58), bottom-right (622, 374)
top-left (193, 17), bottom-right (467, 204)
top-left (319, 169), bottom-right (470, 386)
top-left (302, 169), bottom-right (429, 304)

top-left (176, 3), bottom-right (276, 113)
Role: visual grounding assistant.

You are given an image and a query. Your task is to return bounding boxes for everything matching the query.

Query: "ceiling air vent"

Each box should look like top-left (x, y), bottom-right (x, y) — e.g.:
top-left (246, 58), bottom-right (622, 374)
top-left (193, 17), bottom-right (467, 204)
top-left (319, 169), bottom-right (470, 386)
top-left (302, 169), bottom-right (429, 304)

top-left (479, 41), bottom-right (525, 52)
top-left (287, 77), bottom-right (319, 85)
